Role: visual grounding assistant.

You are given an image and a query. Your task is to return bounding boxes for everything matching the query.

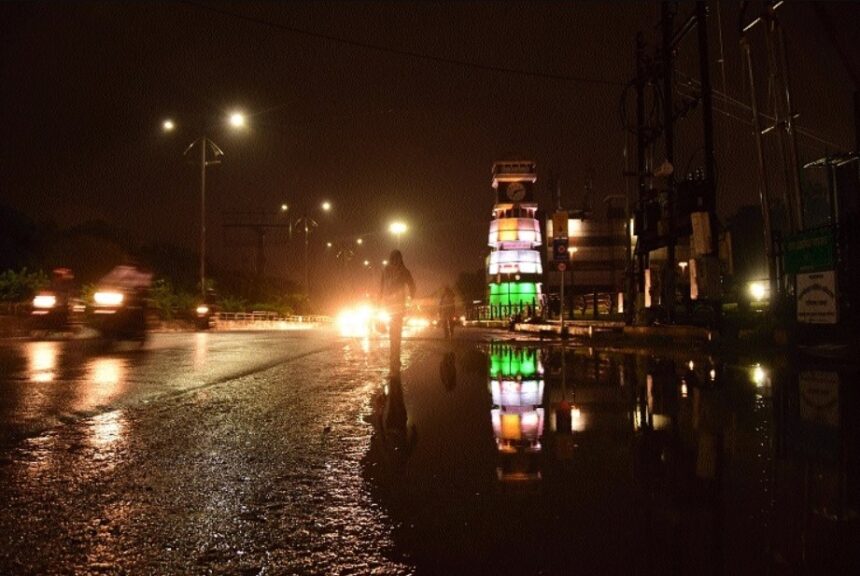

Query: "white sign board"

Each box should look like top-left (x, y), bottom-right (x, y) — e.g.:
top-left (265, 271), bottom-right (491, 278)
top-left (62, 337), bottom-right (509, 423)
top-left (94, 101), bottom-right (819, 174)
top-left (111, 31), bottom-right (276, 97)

top-left (797, 270), bottom-right (838, 324)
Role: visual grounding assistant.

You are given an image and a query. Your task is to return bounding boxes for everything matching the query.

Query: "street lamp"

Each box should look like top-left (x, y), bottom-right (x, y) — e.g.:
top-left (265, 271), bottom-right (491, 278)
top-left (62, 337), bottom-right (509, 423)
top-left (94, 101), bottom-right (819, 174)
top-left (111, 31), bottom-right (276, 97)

top-left (283, 201), bottom-right (332, 296)
top-left (163, 111), bottom-right (247, 297)
top-left (389, 221), bottom-right (408, 246)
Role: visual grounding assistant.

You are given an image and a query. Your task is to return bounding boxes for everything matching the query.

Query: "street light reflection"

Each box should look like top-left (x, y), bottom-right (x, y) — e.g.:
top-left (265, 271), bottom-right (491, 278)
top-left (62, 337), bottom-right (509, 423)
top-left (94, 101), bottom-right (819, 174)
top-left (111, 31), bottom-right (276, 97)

top-left (194, 331), bottom-right (208, 370)
top-left (28, 341), bottom-right (59, 383)
top-left (88, 410), bottom-right (127, 451)
top-left (84, 357), bottom-right (128, 410)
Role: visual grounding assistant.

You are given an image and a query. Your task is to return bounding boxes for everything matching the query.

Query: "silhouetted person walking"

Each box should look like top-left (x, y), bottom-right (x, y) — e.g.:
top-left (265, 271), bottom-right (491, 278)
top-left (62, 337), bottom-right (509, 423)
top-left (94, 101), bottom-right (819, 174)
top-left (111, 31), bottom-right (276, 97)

top-left (378, 250), bottom-right (416, 375)
top-left (438, 285), bottom-right (456, 339)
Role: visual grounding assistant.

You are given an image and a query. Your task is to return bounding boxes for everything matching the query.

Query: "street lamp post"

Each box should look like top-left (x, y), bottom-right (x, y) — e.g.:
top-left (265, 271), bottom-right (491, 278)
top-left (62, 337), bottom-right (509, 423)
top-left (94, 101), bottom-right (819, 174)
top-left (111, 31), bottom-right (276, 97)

top-left (185, 137), bottom-right (224, 298)
top-left (281, 200), bottom-right (331, 296)
top-left (163, 112), bottom-right (246, 297)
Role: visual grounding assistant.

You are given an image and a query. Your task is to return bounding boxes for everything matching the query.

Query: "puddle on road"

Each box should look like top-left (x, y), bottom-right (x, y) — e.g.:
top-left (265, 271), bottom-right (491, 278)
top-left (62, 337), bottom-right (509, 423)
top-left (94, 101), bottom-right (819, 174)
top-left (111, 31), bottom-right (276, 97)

top-left (364, 341), bottom-right (860, 575)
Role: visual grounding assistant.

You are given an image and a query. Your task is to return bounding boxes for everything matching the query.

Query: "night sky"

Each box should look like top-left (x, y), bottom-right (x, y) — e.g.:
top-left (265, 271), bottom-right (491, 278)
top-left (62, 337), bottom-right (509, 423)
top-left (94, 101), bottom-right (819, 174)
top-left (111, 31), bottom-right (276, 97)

top-left (2, 1), bottom-right (858, 302)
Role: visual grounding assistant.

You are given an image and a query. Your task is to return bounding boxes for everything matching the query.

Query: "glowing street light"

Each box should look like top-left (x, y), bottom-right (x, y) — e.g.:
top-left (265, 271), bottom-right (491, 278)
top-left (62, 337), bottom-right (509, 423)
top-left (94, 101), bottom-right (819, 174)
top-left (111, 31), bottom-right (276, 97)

top-left (162, 119), bottom-right (175, 132)
top-left (356, 238), bottom-right (363, 246)
top-left (290, 201), bottom-right (333, 296)
top-left (229, 111), bottom-right (247, 129)
top-left (280, 203), bottom-right (289, 212)
top-left (389, 221), bottom-right (408, 246)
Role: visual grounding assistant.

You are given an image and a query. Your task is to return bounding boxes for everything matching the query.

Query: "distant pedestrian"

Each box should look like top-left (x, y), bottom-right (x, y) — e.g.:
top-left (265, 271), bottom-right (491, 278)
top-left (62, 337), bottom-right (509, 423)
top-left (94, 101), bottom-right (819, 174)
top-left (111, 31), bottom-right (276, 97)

top-left (438, 285), bottom-right (456, 339)
top-left (378, 250), bottom-right (416, 375)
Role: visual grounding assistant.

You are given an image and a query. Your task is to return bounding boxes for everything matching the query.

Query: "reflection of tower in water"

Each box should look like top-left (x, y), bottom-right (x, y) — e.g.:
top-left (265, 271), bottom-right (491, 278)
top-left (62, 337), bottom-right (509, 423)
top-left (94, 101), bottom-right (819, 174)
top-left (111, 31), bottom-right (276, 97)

top-left (488, 343), bottom-right (544, 484)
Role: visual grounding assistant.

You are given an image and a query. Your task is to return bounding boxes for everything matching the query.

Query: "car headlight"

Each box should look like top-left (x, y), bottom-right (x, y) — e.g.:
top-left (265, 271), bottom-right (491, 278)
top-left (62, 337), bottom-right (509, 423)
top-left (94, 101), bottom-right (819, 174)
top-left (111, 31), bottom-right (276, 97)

top-left (33, 294), bottom-right (57, 309)
top-left (94, 291), bottom-right (124, 306)
top-left (196, 305), bottom-right (210, 315)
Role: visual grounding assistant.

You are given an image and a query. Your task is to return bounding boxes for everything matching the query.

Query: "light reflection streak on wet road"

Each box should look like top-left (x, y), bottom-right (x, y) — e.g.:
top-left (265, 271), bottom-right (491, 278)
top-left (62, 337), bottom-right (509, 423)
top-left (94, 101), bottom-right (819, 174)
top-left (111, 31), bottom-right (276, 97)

top-left (0, 331), bottom-right (341, 448)
top-left (0, 330), bottom-right (856, 575)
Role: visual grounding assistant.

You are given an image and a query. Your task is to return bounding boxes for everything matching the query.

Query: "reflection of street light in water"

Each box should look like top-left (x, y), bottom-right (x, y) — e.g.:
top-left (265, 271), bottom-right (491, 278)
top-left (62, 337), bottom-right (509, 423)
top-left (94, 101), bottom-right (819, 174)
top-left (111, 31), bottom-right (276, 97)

top-left (28, 341), bottom-right (59, 383)
top-left (194, 332), bottom-right (208, 370)
top-left (85, 357), bottom-right (127, 409)
top-left (88, 411), bottom-right (126, 450)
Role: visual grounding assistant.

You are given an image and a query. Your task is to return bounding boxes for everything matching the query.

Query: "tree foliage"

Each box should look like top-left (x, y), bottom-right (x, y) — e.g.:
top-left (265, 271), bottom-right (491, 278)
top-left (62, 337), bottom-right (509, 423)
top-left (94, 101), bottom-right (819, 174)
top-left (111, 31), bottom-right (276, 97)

top-left (0, 268), bottom-right (49, 303)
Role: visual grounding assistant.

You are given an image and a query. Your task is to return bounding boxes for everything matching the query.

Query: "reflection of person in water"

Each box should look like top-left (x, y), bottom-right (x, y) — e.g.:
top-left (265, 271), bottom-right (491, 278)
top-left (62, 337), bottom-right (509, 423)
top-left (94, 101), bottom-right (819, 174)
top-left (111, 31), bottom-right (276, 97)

top-left (369, 375), bottom-right (417, 472)
top-left (439, 352), bottom-right (457, 391)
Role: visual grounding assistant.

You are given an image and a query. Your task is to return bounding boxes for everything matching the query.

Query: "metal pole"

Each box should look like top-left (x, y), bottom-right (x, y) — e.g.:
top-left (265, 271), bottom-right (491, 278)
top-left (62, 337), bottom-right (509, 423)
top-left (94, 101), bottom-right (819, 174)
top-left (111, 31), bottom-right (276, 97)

top-left (763, 16), bottom-right (797, 233)
top-left (776, 20), bottom-right (804, 231)
top-left (560, 268), bottom-right (565, 334)
top-left (200, 137), bottom-right (207, 298)
top-left (304, 217), bottom-right (310, 296)
top-left (662, 1), bottom-right (677, 323)
top-left (741, 36), bottom-right (778, 297)
top-left (697, 0), bottom-right (721, 328)
top-left (635, 32), bottom-right (647, 315)
top-left (624, 191), bottom-right (632, 323)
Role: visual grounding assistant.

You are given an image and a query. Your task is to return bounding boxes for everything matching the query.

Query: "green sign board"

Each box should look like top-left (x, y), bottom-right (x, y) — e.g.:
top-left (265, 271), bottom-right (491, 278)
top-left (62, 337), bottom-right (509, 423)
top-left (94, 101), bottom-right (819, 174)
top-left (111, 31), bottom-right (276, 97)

top-left (783, 227), bottom-right (834, 274)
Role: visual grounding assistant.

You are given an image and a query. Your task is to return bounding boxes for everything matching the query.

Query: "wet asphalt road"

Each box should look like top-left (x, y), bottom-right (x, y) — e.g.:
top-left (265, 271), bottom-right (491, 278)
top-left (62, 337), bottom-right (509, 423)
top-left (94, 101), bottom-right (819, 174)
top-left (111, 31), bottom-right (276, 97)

top-left (1, 329), bottom-right (858, 575)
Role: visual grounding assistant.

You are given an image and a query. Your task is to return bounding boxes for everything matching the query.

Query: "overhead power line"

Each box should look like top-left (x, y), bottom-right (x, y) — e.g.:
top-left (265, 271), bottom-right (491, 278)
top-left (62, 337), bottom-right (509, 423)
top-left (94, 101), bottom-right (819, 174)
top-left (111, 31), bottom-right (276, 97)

top-left (674, 72), bottom-right (848, 152)
top-left (180, 1), bottom-right (625, 88)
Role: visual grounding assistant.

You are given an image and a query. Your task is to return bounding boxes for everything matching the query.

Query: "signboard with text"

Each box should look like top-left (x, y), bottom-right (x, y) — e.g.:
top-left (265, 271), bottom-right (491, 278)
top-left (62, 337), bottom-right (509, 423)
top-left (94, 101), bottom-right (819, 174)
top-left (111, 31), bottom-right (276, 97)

top-left (797, 270), bottom-right (838, 324)
top-left (784, 227), bottom-right (835, 275)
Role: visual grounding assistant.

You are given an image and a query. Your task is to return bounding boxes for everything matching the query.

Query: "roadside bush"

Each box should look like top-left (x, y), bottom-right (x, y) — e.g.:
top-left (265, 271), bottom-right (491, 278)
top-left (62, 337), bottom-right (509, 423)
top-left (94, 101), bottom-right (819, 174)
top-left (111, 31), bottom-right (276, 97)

top-left (217, 295), bottom-right (249, 313)
top-left (0, 268), bottom-right (49, 303)
top-left (148, 277), bottom-right (197, 320)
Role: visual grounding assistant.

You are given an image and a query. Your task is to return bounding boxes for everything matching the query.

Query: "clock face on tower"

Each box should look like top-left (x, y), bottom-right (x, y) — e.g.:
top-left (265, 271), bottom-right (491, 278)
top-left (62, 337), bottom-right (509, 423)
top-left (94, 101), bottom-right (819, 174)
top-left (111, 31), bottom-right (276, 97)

top-left (506, 182), bottom-right (527, 201)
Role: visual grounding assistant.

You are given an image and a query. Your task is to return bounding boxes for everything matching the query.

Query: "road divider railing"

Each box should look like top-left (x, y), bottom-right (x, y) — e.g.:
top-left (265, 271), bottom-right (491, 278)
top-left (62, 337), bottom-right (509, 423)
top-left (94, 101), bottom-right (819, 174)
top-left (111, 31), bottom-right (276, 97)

top-left (214, 312), bottom-right (332, 330)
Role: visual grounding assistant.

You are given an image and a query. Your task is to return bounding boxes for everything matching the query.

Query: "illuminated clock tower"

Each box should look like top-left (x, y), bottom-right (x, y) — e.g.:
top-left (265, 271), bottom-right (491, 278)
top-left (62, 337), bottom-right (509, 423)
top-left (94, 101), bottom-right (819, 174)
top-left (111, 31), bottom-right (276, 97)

top-left (487, 161), bottom-right (543, 319)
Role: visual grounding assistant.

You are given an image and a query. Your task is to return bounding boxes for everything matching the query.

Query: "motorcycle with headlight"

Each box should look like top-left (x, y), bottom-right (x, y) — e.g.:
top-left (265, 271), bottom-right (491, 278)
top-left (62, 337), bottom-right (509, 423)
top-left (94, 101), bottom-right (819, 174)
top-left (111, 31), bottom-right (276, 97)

top-left (89, 287), bottom-right (149, 341)
top-left (30, 291), bottom-right (70, 335)
top-left (194, 302), bottom-right (216, 330)
top-left (87, 266), bottom-right (153, 342)
top-left (29, 268), bottom-right (83, 337)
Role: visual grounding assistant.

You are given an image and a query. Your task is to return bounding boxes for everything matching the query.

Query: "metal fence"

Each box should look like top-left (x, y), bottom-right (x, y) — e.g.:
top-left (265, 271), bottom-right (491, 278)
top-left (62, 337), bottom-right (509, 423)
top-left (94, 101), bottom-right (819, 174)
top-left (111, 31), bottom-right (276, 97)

top-left (216, 312), bottom-right (332, 324)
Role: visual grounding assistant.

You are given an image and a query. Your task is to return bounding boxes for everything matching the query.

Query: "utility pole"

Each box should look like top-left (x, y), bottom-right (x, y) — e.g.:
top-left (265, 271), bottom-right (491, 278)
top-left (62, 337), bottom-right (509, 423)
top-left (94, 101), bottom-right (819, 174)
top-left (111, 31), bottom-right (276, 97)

top-left (200, 138), bottom-right (206, 297)
top-left (740, 32), bottom-right (777, 298)
top-left (696, 0), bottom-right (722, 329)
top-left (184, 137), bottom-right (224, 298)
top-left (662, 1), bottom-right (677, 323)
top-left (634, 32), bottom-right (648, 323)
